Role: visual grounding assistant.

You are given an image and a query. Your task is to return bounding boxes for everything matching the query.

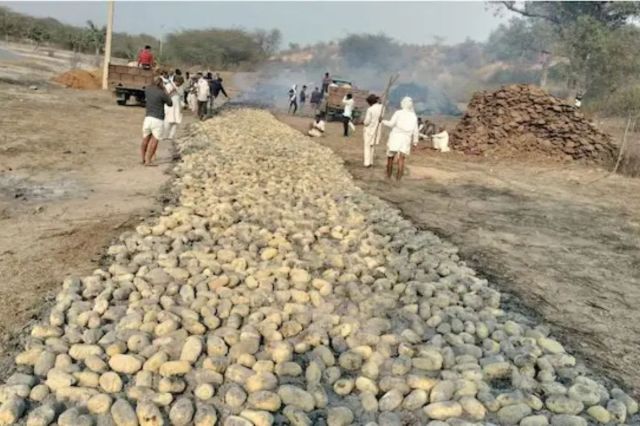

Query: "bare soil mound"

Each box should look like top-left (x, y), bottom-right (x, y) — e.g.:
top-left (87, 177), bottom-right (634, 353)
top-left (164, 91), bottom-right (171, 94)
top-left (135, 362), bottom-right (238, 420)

top-left (451, 84), bottom-right (617, 164)
top-left (52, 68), bottom-right (101, 90)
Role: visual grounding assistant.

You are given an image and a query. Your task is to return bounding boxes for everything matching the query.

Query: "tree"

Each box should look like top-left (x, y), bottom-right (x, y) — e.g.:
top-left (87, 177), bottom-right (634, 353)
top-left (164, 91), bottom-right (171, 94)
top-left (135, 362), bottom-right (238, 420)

top-left (486, 18), bottom-right (555, 62)
top-left (255, 29), bottom-right (282, 56)
top-left (495, 1), bottom-right (640, 100)
top-left (27, 24), bottom-right (48, 49)
top-left (497, 1), bottom-right (640, 28)
top-left (85, 20), bottom-right (105, 56)
top-left (162, 28), bottom-right (275, 69)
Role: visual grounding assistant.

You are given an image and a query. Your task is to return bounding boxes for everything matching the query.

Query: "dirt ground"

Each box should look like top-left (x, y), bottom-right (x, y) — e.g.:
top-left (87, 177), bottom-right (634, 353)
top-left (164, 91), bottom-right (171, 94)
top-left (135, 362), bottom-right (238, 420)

top-left (279, 114), bottom-right (640, 397)
top-left (0, 74), bottom-right (174, 375)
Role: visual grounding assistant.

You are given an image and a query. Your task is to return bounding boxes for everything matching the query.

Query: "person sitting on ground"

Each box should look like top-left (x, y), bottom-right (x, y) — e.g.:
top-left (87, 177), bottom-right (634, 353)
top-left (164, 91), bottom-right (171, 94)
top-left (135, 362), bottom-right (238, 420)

top-left (137, 45), bottom-right (154, 70)
top-left (342, 93), bottom-right (355, 137)
top-left (418, 117), bottom-right (437, 144)
top-left (140, 76), bottom-right (172, 166)
top-left (431, 126), bottom-right (450, 153)
top-left (310, 87), bottom-right (322, 112)
top-left (308, 114), bottom-right (326, 137)
top-left (382, 96), bottom-right (419, 180)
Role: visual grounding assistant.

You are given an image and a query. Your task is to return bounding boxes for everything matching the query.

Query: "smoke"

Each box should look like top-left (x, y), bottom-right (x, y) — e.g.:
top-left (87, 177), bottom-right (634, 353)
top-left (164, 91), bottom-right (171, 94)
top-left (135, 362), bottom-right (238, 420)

top-left (231, 38), bottom-right (465, 116)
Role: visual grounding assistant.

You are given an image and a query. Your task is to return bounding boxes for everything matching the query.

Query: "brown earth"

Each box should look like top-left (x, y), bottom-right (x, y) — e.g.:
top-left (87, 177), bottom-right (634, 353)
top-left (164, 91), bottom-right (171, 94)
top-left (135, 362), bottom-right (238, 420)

top-left (52, 68), bottom-right (101, 89)
top-left (0, 79), bottom-right (176, 376)
top-left (279, 113), bottom-right (640, 396)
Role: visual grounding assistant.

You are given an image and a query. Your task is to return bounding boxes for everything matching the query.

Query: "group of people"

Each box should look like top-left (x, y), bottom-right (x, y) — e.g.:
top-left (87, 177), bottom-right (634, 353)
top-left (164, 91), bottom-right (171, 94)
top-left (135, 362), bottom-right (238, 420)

top-left (139, 68), bottom-right (184, 167)
top-left (289, 72), bottom-right (334, 115)
top-left (308, 91), bottom-right (449, 181)
top-left (187, 72), bottom-right (229, 120)
top-left (289, 85), bottom-right (325, 115)
top-left (139, 66), bottom-right (229, 166)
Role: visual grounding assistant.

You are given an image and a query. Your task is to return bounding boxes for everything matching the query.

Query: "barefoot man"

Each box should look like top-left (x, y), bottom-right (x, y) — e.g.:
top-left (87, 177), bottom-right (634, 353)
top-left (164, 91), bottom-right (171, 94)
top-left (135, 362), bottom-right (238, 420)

top-left (141, 76), bottom-right (172, 166)
top-left (382, 96), bottom-right (419, 180)
top-left (363, 94), bottom-right (383, 167)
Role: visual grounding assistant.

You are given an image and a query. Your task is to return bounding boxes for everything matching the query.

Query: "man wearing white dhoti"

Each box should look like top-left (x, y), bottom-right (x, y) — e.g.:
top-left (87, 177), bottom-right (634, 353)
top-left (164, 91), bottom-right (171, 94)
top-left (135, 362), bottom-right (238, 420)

top-left (363, 94), bottom-right (383, 168)
top-left (382, 96), bottom-right (419, 180)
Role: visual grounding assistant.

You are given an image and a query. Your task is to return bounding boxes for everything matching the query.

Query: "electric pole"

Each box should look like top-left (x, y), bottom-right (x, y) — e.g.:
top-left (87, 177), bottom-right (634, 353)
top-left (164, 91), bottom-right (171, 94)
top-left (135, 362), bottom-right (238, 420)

top-left (101, 0), bottom-right (114, 90)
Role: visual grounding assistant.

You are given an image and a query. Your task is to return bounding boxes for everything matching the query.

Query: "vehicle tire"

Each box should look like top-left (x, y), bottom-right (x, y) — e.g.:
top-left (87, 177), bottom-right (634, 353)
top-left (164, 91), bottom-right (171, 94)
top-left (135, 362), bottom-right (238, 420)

top-left (116, 93), bottom-right (130, 106)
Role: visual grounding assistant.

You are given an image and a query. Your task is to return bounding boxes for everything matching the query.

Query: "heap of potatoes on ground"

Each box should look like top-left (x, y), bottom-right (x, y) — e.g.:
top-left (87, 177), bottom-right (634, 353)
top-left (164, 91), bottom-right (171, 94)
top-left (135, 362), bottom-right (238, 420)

top-left (0, 109), bottom-right (637, 426)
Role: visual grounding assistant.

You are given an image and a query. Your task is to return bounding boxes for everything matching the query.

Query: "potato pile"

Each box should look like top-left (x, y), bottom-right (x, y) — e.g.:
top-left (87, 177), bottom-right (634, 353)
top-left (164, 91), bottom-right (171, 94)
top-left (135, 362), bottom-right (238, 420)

top-left (0, 109), bottom-right (636, 426)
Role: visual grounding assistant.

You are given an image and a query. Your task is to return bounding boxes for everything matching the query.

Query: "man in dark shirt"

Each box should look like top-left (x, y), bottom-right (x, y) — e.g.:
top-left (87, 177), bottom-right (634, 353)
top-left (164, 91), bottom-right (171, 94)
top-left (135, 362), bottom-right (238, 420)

top-left (299, 85), bottom-right (307, 112)
top-left (322, 72), bottom-right (331, 94)
top-left (211, 73), bottom-right (229, 106)
top-left (310, 87), bottom-right (323, 113)
top-left (141, 76), bottom-right (172, 166)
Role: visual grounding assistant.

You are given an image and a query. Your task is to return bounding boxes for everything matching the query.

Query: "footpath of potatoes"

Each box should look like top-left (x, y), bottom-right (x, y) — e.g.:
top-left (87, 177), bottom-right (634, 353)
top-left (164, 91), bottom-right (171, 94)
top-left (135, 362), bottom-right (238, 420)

top-left (0, 109), bottom-right (637, 426)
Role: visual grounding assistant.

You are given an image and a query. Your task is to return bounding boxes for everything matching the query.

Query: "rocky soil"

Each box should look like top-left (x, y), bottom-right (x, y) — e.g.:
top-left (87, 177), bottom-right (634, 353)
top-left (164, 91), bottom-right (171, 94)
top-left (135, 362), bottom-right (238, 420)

top-left (0, 109), bottom-right (637, 426)
top-left (451, 85), bottom-right (616, 164)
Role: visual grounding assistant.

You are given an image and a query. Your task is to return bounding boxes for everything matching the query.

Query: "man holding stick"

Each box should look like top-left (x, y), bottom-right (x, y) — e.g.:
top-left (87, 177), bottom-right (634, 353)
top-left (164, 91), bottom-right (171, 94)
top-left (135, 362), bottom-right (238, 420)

top-left (363, 94), bottom-right (383, 167)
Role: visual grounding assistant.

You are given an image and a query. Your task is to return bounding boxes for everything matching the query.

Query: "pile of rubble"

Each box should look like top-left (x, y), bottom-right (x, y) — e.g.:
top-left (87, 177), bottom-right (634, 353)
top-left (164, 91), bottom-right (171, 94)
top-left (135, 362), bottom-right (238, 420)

top-left (451, 85), bottom-right (617, 164)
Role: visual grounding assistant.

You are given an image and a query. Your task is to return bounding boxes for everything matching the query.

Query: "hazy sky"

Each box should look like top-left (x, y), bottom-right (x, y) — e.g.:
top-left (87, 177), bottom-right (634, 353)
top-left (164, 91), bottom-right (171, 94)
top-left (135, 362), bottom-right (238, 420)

top-left (2, 1), bottom-right (512, 46)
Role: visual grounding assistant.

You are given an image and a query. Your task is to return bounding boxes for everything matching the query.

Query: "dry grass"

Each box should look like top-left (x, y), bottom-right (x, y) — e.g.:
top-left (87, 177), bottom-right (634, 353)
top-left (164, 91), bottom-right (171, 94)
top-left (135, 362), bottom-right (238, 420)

top-left (619, 139), bottom-right (640, 177)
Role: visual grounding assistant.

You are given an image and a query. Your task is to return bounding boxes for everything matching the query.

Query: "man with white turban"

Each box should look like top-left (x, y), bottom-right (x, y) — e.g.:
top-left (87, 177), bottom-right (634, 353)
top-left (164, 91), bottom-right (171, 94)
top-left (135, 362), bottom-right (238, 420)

top-left (382, 96), bottom-right (419, 180)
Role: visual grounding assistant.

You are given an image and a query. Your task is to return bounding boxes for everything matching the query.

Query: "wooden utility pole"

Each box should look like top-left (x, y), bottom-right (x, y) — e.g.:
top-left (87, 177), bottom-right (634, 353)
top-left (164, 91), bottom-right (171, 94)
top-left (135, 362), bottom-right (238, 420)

top-left (101, 0), bottom-right (114, 90)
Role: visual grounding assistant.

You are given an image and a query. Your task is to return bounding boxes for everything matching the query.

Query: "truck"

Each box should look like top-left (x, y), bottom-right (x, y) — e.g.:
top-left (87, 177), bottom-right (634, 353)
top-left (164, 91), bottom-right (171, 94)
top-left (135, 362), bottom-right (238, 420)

top-left (324, 79), bottom-right (369, 124)
top-left (107, 64), bottom-right (154, 106)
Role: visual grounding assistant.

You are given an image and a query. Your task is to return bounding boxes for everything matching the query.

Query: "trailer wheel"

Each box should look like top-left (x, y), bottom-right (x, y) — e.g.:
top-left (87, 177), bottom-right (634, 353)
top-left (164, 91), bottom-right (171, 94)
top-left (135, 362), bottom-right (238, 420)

top-left (116, 93), bottom-right (130, 106)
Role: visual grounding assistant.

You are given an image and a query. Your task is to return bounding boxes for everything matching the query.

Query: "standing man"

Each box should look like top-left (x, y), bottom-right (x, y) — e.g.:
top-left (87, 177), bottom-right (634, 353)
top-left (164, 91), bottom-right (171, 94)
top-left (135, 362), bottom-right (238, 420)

top-left (342, 93), bottom-right (355, 137)
top-left (183, 71), bottom-right (191, 106)
top-left (309, 87), bottom-right (322, 113)
top-left (196, 72), bottom-right (210, 120)
top-left (321, 72), bottom-right (331, 94)
top-left (211, 73), bottom-right (229, 108)
top-left (363, 94), bottom-right (383, 167)
top-left (288, 85), bottom-right (298, 115)
top-left (164, 73), bottom-right (184, 140)
top-left (382, 96), bottom-right (419, 180)
top-left (206, 72), bottom-right (215, 115)
top-left (299, 85), bottom-right (307, 113)
top-left (140, 76), bottom-right (172, 166)
top-left (137, 45), bottom-right (154, 69)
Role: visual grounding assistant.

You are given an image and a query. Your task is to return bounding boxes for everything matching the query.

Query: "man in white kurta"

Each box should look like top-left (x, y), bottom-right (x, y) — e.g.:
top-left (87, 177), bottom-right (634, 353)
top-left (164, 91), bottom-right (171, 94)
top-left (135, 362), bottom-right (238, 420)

top-left (363, 94), bottom-right (383, 167)
top-left (382, 96), bottom-right (419, 180)
top-left (164, 75), bottom-right (184, 140)
top-left (196, 73), bottom-right (210, 120)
